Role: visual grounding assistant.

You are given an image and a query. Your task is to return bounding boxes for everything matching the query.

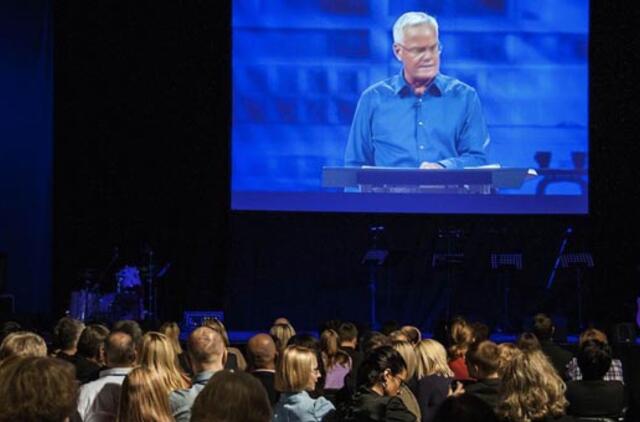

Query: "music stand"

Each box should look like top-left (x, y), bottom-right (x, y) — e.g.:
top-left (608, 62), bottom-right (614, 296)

top-left (560, 253), bottom-right (594, 329)
top-left (490, 253), bottom-right (523, 332)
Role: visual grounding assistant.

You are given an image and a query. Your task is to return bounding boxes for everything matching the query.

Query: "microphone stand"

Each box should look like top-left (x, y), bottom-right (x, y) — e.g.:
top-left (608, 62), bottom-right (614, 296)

top-left (546, 227), bottom-right (572, 290)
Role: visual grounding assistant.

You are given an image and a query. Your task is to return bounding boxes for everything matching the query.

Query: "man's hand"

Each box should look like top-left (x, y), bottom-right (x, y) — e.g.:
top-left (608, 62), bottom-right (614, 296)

top-left (419, 161), bottom-right (444, 169)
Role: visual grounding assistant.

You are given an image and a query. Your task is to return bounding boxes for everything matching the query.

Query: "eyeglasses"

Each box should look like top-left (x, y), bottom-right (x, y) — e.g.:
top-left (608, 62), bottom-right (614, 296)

top-left (397, 42), bottom-right (442, 58)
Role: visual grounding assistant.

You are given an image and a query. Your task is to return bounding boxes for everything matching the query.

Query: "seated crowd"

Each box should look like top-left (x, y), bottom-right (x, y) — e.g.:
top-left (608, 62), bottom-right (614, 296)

top-left (0, 313), bottom-right (630, 422)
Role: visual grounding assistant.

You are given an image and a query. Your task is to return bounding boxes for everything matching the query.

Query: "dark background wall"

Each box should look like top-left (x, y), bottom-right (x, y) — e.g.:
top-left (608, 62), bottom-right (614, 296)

top-left (43, 0), bottom-right (640, 330)
top-left (0, 0), bottom-right (53, 316)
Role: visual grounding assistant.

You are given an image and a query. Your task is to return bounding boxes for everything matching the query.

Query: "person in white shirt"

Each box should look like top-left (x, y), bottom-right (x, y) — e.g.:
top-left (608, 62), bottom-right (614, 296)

top-left (74, 331), bottom-right (137, 422)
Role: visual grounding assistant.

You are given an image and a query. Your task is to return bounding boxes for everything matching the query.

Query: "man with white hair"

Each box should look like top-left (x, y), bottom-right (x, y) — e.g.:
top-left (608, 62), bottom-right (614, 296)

top-left (345, 11), bottom-right (489, 170)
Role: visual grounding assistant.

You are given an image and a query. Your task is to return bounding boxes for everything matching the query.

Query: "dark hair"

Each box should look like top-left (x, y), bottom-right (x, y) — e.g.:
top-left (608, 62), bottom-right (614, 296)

top-left (577, 340), bottom-right (612, 381)
top-left (191, 370), bottom-right (271, 422)
top-left (380, 320), bottom-right (400, 336)
top-left (77, 324), bottom-right (110, 360)
top-left (0, 356), bottom-right (78, 422)
top-left (516, 332), bottom-right (541, 351)
top-left (361, 331), bottom-right (391, 355)
top-left (532, 314), bottom-right (553, 341)
top-left (53, 317), bottom-right (84, 351)
top-left (105, 331), bottom-right (136, 366)
top-left (113, 320), bottom-right (143, 346)
top-left (433, 394), bottom-right (499, 422)
top-left (471, 322), bottom-right (490, 343)
top-left (357, 346), bottom-right (407, 388)
top-left (0, 321), bottom-right (22, 344)
top-left (337, 322), bottom-right (358, 343)
top-left (466, 340), bottom-right (500, 379)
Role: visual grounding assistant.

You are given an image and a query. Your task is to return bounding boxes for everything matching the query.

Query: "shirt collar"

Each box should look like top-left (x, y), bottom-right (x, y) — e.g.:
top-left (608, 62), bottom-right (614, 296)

top-left (392, 70), bottom-right (443, 97)
top-left (99, 367), bottom-right (133, 378)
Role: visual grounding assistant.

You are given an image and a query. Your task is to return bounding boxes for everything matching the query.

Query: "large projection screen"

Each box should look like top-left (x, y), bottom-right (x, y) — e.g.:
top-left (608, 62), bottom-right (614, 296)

top-left (231, 1), bottom-right (588, 214)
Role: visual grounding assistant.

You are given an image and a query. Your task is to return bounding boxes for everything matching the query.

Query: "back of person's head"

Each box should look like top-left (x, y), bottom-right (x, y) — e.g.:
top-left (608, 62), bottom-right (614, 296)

top-left (202, 318), bottom-right (230, 347)
top-left (247, 333), bottom-right (277, 370)
top-left (433, 393), bottom-right (499, 422)
top-left (497, 343), bottom-right (519, 376)
top-left (392, 340), bottom-right (417, 380)
top-left (270, 322), bottom-right (296, 352)
top-left (389, 330), bottom-right (410, 342)
top-left (361, 331), bottom-right (391, 355)
top-left (320, 329), bottom-right (349, 369)
top-left (337, 322), bottom-right (358, 344)
top-left (466, 340), bottom-right (500, 379)
top-left (579, 328), bottom-right (608, 346)
top-left (286, 333), bottom-right (319, 351)
top-left (77, 324), bottom-right (109, 361)
top-left (415, 339), bottom-right (453, 379)
top-left (159, 321), bottom-right (183, 355)
top-left (357, 345), bottom-right (407, 388)
top-left (0, 356), bottom-right (77, 422)
top-left (53, 316), bottom-right (85, 351)
top-left (516, 332), bottom-right (541, 351)
top-left (497, 350), bottom-right (568, 421)
top-left (448, 318), bottom-right (474, 358)
top-left (188, 326), bottom-right (225, 366)
top-left (532, 313), bottom-right (554, 341)
top-left (380, 320), bottom-right (400, 336)
top-left (400, 325), bottom-right (422, 345)
top-left (117, 366), bottom-right (173, 422)
top-left (471, 322), bottom-right (490, 343)
top-left (140, 331), bottom-right (189, 392)
top-left (0, 331), bottom-right (47, 361)
top-left (275, 345), bottom-right (317, 393)
top-left (192, 370), bottom-right (272, 422)
top-left (105, 331), bottom-right (136, 367)
top-left (112, 320), bottom-right (143, 347)
top-left (577, 339), bottom-right (612, 381)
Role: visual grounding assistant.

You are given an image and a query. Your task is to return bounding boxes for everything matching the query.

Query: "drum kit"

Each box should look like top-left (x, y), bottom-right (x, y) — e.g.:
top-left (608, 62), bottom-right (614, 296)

top-left (68, 266), bottom-right (145, 322)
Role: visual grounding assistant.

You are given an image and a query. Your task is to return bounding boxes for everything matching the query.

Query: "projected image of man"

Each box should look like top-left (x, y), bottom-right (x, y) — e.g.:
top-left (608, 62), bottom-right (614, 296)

top-left (344, 12), bottom-right (490, 169)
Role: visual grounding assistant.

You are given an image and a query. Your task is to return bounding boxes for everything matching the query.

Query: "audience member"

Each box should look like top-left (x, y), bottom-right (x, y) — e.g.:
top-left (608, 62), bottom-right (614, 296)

top-left (432, 394), bottom-right (498, 422)
top-left (390, 330), bottom-right (411, 342)
top-left (392, 340), bottom-right (421, 421)
top-left (338, 322), bottom-right (364, 392)
top-left (270, 319), bottom-right (296, 353)
top-left (75, 324), bottom-right (110, 384)
top-left (191, 370), bottom-right (272, 422)
top-left (76, 331), bottom-right (137, 421)
top-left (0, 331), bottom-right (47, 362)
top-left (497, 349), bottom-right (572, 422)
top-left (287, 334), bottom-right (327, 397)
top-left (565, 328), bottom-right (624, 382)
top-left (203, 318), bottom-right (247, 371)
top-left (342, 345), bottom-right (416, 421)
top-left (273, 345), bottom-right (335, 421)
top-left (53, 316), bottom-right (85, 361)
top-left (160, 321), bottom-right (192, 378)
top-left (415, 339), bottom-right (459, 422)
top-left (139, 331), bottom-right (190, 395)
top-left (0, 320), bottom-right (22, 344)
top-left (516, 332), bottom-right (541, 352)
top-left (565, 340), bottom-right (625, 418)
top-left (471, 322), bottom-right (490, 344)
top-left (320, 329), bottom-right (352, 391)
top-left (170, 326), bottom-right (225, 422)
top-left (464, 340), bottom-right (501, 408)
top-left (381, 320), bottom-right (401, 336)
top-left (496, 343), bottom-right (519, 376)
top-left (0, 356), bottom-right (77, 422)
top-left (117, 367), bottom-right (173, 422)
top-left (532, 314), bottom-right (572, 379)
top-left (361, 331), bottom-right (392, 355)
top-left (112, 320), bottom-right (143, 351)
top-left (447, 318), bottom-right (474, 381)
top-left (247, 333), bottom-right (280, 406)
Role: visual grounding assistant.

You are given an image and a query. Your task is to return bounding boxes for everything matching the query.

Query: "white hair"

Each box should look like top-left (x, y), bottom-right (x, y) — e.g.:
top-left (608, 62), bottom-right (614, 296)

top-left (392, 12), bottom-right (439, 44)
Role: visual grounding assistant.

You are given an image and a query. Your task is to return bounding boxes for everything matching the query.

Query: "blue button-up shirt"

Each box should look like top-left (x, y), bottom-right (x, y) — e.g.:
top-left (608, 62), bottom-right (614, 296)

top-left (344, 72), bottom-right (490, 169)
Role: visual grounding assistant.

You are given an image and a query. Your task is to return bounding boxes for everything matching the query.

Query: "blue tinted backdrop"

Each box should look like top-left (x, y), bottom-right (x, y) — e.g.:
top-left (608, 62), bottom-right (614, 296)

top-left (232, 0), bottom-right (588, 211)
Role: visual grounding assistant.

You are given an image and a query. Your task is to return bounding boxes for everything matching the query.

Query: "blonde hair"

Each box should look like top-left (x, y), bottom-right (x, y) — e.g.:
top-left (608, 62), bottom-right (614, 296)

top-left (117, 367), bottom-right (173, 422)
top-left (392, 340), bottom-right (418, 380)
top-left (320, 329), bottom-right (350, 370)
top-left (497, 350), bottom-right (568, 422)
top-left (270, 323), bottom-right (296, 352)
top-left (400, 326), bottom-right (422, 345)
top-left (448, 319), bottom-right (474, 358)
top-left (274, 345), bottom-right (316, 393)
top-left (0, 331), bottom-right (47, 361)
top-left (579, 328), bottom-right (608, 345)
top-left (159, 322), bottom-right (183, 355)
top-left (497, 343), bottom-right (520, 376)
top-left (415, 339), bottom-right (453, 378)
top-left (139, 332), bottom-right (190, 393)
